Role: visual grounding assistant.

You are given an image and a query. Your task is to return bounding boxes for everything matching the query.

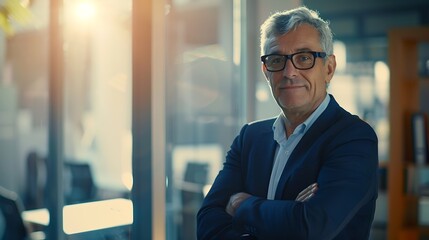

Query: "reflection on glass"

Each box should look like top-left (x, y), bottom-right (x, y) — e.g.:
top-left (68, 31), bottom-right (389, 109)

top-left (165, 1), bottom-right (244, 239)
top-left (63, 0), bottom-right (132, 197)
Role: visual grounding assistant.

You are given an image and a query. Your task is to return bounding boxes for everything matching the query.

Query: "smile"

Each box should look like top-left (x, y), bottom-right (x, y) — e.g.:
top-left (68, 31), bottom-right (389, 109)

top-left (280, 85), bottom-right (305, 90)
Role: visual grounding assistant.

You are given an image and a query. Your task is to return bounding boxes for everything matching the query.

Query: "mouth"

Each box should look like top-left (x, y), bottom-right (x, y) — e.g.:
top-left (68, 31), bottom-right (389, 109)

top-left (280, 85), bottom-right (305, 90)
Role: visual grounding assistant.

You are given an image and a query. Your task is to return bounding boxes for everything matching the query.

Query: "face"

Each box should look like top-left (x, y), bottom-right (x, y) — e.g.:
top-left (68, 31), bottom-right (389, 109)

top-left (262, 24), bottom-right (336, 117)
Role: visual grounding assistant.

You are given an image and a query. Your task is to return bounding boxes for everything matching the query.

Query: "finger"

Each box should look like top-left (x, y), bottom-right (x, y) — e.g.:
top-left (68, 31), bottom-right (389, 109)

top-left (226, 192), bottom-right (251, 216)
top-left (302, 192), bottom-right (315, 202)
top-left (226, 201), bottom-right (234, 215)
top-left (296, 183), bottom-right (317, 200)
top-left (226, 195), bottom-right (238, 216)
top-left (301, 183), bottom-right (318, 195)
top-left (296, 192), bottom-right (311, 202)
top-left (296, 189), bottom-right (316, 202)
top-left (296, 191), bottom-right (311, 201)
top-left (296, 183), bottom-right (318, 201)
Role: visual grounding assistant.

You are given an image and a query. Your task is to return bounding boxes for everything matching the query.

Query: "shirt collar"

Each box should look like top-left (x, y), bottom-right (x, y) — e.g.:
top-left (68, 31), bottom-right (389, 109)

top-left (301, 94), bottom-right (330, 133)
top-left (272, 94), bottom-right (331, 140)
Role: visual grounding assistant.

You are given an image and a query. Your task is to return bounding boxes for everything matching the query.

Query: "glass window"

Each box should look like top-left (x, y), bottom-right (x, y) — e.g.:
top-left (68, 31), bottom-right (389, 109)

top-left (2, 0), bottom-right (49, 208)
top-left (62, 0), bottom-right (132, 201)
top-left (164, 1), bottom-right (245, 239)
top-left (5, 0), bottom-right (133, 238)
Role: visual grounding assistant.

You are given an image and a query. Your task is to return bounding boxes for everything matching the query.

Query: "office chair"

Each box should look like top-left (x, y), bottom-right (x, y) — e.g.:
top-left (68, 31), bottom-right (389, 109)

top-left (25, 152), bottom-right (46, 210)
top-left (181, 161), bottom-right (209, 240)
top-left (0, 186), bottom-right (29, 240)
top-left (64, 162), bottom-right (97, 204)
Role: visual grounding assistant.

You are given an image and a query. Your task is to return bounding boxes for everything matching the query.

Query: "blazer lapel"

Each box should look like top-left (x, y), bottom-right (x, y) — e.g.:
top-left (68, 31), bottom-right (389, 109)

top-left (251, 127), bottom-right (277, 197)
top-left (274, 96), bottom-right (342, 199)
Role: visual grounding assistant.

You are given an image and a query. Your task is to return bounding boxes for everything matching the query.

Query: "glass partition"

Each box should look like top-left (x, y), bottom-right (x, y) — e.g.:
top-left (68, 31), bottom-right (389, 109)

top-left (62, 0), bottom-right (132, 201)
top-left (164, 1), bottom-right (245, 239)
top-left (4, 0), bottom-right (133, 239)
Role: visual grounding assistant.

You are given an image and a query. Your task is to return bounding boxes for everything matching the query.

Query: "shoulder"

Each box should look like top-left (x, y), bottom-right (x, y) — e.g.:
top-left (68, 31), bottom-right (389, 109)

top-left (331, 108), bottom-right (378, 142)
top-left (233, 117), bottom-right (276, 145)
top-left (242, 117), bottom-right (276, 134)
top-left (345, 115), bottom-right (378, 141)
top-left (248, 117), bottom-right (276, 127)
top-left (322, 96), bottom-right (378, 141)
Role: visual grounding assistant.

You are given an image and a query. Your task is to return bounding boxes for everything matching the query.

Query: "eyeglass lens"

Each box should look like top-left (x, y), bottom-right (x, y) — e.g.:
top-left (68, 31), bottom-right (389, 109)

top-left (265, 52), bottom-right (316, 71)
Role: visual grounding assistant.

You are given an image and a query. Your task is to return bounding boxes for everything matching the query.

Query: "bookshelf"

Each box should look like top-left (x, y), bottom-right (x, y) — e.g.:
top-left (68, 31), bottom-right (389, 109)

top-left (388, 27), bottom-right (429, 240)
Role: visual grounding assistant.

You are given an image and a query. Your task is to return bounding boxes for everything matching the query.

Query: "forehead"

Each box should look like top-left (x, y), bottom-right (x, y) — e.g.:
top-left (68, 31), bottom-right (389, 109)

top-left (267, 24), bottom-right (321, 54)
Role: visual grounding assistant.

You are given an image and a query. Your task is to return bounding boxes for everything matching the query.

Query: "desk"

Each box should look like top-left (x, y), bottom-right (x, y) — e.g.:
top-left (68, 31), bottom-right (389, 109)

top-left (22, 198), bottom-right (133, 235)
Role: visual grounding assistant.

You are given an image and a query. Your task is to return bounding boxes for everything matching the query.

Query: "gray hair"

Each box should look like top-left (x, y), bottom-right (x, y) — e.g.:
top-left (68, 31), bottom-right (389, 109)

top-left (260, 6), bottom-right (333, 56)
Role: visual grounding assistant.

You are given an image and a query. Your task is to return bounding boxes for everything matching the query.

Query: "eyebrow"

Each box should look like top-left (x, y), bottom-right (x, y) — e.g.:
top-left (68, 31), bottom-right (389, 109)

top-left (266, 48), bottom-right (316, 55)
top-left (295, 47), bottom-right (313, 52)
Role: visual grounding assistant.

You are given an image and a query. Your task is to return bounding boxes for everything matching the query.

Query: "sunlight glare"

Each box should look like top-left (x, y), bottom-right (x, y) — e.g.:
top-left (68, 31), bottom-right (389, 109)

top-left (374, 61), bottom-right (390, 103)
top-left (76, 1), bottom-right (96, 22)
top-left (233, 0), bottom-right (241, 65)
top-left (122, 172), bottom-right (133, 191)
top-left (334, 41), bottom-right (346, 72)
top-left (256, 88), bottom-right (269, 102)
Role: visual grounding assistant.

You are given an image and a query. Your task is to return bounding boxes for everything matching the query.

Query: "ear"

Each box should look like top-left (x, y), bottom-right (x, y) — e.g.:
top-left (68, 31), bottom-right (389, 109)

top-left (261, 63), bottom-right (270, 81)
top-left (325, 54), bottom-right (336, 84)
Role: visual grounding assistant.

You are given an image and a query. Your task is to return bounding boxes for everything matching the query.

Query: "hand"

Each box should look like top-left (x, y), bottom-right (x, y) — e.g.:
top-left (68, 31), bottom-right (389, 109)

top-left (226, 192), bottom-right (252, 216)
top-left (295, 183), bottom-right (318, 202)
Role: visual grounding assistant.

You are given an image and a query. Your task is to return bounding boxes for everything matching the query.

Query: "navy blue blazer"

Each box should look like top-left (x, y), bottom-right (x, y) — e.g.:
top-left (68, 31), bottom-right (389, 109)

top-left (197, 96), bottom-right (378, 240)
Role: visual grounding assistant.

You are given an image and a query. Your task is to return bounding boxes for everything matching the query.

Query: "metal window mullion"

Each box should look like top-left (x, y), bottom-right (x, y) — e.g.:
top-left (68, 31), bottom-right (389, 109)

top-left (131, 0), bottom-right (153, 239)
top-left (47, 0), bottom-right (65, 239)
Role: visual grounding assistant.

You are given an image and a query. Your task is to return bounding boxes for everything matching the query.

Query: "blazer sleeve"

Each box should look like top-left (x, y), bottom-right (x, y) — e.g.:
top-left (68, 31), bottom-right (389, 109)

top-left (197, 124), bottom-right (251, 240)
top-left (233, 118), bottom-right (378, 239)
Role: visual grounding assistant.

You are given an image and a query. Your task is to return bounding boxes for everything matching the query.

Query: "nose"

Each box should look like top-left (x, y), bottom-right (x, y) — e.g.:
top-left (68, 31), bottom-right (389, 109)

top-left (282, 59), bottom-right (298, 78)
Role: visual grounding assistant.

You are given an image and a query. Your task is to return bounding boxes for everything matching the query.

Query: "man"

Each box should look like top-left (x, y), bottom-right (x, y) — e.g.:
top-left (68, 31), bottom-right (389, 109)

top-left (197, 6), bottom-right (378, 240)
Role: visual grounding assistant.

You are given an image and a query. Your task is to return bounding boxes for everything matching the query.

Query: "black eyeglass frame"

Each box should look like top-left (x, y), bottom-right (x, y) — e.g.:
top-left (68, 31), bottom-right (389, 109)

top-left (260, 51), bottom-right (327, 72)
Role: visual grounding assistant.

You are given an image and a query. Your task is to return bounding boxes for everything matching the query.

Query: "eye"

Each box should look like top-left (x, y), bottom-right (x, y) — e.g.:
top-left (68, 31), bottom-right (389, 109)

top-left (268, 56), bottom-right (284, 65)
top-left (296, 54), bottom-right (312, 63)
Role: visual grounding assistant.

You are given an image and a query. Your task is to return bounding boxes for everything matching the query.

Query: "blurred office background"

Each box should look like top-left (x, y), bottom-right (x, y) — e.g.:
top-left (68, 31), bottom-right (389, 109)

top-left (0, 0), bottom-right (428, 239)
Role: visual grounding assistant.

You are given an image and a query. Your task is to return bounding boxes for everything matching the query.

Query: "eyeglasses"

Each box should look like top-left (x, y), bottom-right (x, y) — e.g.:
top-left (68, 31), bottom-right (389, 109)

top-left (261, 51), bottom-right (327, 72)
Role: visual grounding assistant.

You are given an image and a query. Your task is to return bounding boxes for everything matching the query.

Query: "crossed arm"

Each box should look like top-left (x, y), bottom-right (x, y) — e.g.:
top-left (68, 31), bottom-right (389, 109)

top-left (198, 136), bottom-right (377, 238)
top-left (226, 183), bottom-right (318, 216)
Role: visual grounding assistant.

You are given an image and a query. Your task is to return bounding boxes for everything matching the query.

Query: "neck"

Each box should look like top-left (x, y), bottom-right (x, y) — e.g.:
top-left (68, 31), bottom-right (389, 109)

top-left (282, 112), bottom-right (308, 137)
top-left (282, 94), bottom-right (327, 137)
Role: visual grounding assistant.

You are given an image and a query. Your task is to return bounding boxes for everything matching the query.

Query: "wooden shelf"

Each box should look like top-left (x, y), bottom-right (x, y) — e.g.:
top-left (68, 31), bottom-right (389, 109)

top-left (387, 27), bottom-right (429, 240)
top-left (421, 226), bottom-right (429, 236)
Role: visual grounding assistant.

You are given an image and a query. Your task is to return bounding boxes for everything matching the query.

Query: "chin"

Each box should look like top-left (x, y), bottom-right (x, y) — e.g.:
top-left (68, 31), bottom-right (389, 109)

top-left (279, 98), bottom-right (306, 109)
top-left (280, 103), bottom-right (304, 112)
